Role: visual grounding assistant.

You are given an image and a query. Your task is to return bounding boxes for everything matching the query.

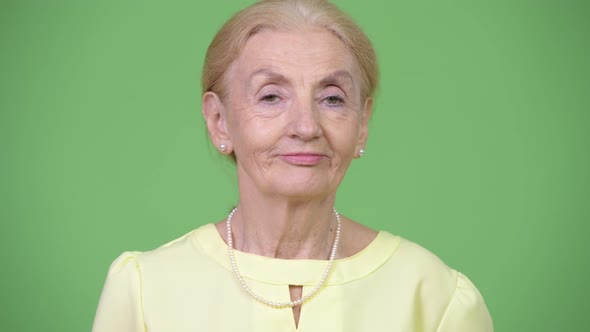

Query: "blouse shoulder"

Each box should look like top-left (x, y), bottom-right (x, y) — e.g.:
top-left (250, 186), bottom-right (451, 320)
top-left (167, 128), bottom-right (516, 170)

top-left (93, 226), bottom-right (207, 332)
top-left (436, 272), bottom-right (494, 331)
top-left (137, 226), bottom-right (210, 270)
top-left (391, 236), bottom-right (458, 285)
top-left (108, 251), bottom-right (143, 273)
top-left (382, 236), bottom-right (493, 331)
top-left (92, 252), bottom-right (145, 332)
top-left (92, 226), bottom-right (203, 332)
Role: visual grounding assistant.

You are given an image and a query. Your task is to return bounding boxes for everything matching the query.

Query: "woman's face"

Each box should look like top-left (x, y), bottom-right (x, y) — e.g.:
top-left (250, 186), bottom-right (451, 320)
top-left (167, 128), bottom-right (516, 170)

top-left (206, 29), bottom-right (371, 199)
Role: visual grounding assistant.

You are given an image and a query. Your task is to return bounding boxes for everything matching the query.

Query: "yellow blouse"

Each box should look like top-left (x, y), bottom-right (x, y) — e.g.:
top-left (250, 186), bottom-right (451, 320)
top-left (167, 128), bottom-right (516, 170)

top-left (92, 224), bottom-right (493, 331)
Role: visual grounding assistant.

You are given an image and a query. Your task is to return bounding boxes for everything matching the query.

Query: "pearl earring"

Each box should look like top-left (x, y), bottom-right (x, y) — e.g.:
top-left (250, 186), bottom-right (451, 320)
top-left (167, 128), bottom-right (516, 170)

top-left (220, 144), bottom-right (228, 152)
top-left (359, 148), bottom-right (365, 157)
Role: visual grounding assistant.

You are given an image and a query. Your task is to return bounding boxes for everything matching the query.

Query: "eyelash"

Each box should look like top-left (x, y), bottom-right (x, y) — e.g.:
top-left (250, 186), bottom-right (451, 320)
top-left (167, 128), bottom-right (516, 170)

top-left (260, 94), bottom-right (281, 104)
top-left (323, 95), bottom-right (345, 106)
top-left (259, 94), bottom-right (345, 107)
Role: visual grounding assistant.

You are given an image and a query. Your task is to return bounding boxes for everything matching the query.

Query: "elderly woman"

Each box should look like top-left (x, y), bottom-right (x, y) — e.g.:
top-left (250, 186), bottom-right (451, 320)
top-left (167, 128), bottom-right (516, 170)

top-left (92, 0), bottom-right (493, 331)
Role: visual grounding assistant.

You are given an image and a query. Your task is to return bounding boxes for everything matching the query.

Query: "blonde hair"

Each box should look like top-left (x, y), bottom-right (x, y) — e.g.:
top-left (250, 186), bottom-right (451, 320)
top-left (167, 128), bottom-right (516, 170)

top-left (201, 0), bottom-right (378, 102)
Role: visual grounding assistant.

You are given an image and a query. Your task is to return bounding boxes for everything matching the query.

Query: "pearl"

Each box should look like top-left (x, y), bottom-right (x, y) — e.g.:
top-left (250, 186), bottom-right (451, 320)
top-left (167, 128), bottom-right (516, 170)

top-left (226, 207), bottom-right (341, 308)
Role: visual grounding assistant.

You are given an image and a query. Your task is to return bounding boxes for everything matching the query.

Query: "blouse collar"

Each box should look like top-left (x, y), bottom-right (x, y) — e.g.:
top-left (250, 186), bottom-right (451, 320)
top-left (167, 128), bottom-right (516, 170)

top-left (192, 223), bottom-right (400, 286)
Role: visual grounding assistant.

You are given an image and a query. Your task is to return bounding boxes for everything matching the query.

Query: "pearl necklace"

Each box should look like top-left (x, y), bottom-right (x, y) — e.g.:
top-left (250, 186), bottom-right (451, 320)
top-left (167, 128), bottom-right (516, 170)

top-left (226, 207), bottom-right (341, 308)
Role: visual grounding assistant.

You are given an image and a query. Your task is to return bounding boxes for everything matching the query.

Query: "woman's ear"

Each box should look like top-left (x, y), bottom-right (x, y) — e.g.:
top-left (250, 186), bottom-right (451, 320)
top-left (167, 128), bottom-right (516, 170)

top-left (202, 91), bottom-right (232, 154)
top-left (355, 97), bottom-right (372, 158)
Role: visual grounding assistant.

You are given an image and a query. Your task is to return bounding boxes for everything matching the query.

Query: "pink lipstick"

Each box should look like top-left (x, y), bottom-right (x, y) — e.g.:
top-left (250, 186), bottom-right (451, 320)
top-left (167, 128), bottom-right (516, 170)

top-left (280, 153), bottom-right (325, 166)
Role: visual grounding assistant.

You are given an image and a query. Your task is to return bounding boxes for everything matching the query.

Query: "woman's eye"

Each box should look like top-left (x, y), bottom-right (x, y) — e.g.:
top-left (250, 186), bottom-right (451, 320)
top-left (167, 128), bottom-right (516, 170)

top-left (261, 94), bottom-right (280, 103)
top-left (324, 95), bottom-right (345, 106)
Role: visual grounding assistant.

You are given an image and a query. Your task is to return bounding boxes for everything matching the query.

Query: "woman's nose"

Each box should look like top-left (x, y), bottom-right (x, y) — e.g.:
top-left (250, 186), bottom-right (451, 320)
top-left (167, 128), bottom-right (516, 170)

top-left (288, 101), bottom-right (322, 141)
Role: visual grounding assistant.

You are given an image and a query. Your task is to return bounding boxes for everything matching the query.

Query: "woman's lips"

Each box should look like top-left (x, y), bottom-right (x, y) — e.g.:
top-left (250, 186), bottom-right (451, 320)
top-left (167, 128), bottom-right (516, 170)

top-left (280, 153), bottom-right (325, 166)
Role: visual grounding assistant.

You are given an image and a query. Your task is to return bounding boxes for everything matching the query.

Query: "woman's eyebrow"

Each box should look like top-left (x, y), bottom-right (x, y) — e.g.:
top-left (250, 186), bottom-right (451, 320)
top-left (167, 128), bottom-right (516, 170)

top-left (317, 70), bottom-right (354, 98)
top-left (318, 70), bottom-right (354, 87)
top-left (248, 68), bottom-right (289, 85)
top-left (247, 68), bottom-right (354, 92)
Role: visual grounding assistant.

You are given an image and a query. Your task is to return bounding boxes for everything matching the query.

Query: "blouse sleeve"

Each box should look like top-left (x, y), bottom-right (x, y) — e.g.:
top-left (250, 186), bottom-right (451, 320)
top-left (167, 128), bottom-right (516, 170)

top-left (436, 272), bottom-right (494, 332)
top-left (92, 252), bottom-right (146, 332)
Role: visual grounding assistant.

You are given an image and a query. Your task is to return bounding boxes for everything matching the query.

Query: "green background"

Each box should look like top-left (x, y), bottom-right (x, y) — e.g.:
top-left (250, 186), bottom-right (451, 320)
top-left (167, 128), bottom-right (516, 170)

top-left (1, 0), bottom-right (589, 331)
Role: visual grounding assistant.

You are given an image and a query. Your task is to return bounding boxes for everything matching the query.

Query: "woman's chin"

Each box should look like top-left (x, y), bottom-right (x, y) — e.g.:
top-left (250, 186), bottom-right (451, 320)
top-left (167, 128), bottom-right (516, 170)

top-left (240, 166), bottom-right (343, 200)
top-left (264, 180), bottom-right (335, 200)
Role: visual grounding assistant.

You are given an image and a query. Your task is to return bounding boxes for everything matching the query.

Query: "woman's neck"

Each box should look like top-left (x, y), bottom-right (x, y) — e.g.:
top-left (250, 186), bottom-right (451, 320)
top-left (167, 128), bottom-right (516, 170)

top-left (228, 193), bottom-right (338, 260)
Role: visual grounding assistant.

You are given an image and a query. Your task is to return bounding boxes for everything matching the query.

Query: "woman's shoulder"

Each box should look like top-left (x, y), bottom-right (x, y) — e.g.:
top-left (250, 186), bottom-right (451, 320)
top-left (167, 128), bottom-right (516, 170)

top-left (378, 230), bottom-right (458, 283)
top-left (340, 217), bottom-right (454, 279)
top-left (339, 216), bottom-right (380, 258)
top-left (373, 232), bottom-right (493, 330)
top-left (342, 217), bottom-right (451, 274)
top-left (393, 235), bottom-right (454, 273)
top-left (108, 224), bottom-right (217, 271)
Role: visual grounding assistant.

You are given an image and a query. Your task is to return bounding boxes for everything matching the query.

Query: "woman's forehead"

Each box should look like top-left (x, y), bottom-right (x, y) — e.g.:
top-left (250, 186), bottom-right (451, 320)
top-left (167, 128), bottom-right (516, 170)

top-left (228, 29), bottom-right (359, 84)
